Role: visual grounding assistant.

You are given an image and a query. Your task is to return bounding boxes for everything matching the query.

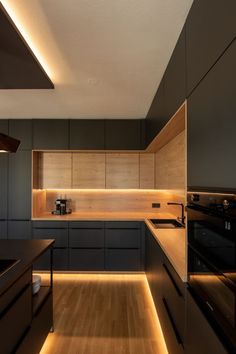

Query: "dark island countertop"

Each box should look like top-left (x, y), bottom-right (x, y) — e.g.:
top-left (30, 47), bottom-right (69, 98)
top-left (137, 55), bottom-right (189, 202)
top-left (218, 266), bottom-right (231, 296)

top-left (0, 239), bottom-right (55, 297)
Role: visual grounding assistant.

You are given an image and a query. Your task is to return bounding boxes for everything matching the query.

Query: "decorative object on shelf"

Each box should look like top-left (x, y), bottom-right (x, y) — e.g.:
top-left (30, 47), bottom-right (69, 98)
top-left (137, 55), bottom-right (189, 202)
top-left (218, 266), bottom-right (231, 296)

top-left (52, 198), bottom-right (72, 215)
top-left (0, 132), bottom-right (20, 152)
top-left (32, 274), bottom-right (41, 295)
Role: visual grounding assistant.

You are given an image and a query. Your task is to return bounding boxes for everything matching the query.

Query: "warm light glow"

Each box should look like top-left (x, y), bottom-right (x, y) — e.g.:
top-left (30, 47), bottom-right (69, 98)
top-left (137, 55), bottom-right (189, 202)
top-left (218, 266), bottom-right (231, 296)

top-left (1, 0), bottom-right (53, 81)
top-left (0, 150), bottom-right (7, 153)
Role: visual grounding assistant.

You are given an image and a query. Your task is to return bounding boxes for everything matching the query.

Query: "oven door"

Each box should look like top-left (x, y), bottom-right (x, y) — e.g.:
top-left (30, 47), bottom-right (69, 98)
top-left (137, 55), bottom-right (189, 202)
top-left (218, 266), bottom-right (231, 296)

top-left (188, 206), bottom-right (236, 350)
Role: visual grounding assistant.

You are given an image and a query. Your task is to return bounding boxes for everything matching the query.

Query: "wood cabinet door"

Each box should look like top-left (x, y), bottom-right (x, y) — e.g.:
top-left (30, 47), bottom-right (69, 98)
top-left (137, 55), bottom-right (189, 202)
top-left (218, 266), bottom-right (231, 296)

top-left (72, 153), bottom-right (105, 188)
top-left (106, 153), bottom-right (139, 189)
top-left (186, 0), bottom-right (236, 95)
top-left (39, 152), bottom-right (72, 189)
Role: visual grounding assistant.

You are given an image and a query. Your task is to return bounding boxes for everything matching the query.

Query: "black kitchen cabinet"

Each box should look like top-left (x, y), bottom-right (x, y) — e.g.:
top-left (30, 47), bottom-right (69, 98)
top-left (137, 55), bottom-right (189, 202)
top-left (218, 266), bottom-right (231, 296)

top-left (8, 220), bottom-right (31, 239)
top-left (8, 151), bottom-right (32, 219)
top-left (68, 221), bottom-right (105, 270)
top-left (146, 80), bottom-right (167, 145)
top-left (164, 26), bottom-right (186, 121)
top-left (105, 221), bottom-right (142, 271)
top-left (105, 119), bottom-right (142, 150)
top-left (145, 226), bottom-right (185, 354)
top-left (186, 0), bottom-right (236, 95)
top-left (0, 221), bottom-right (7, 239)
top-left (32, 221), bottom-right (68, 270)
top-left (0, 119), bottom-right (8, 134)
top-left (187, 39), bottom-right (236, 191)
top-left (9, 119), bottom-right (32, 150)
top-left (185, 289), bottom-right (227, 354)
top-left (33, 119), bottom-right (69, 149)
top-left (69, 119), bottom-right (105, 149)
top-left (0, 154), bottom-right (8, 219)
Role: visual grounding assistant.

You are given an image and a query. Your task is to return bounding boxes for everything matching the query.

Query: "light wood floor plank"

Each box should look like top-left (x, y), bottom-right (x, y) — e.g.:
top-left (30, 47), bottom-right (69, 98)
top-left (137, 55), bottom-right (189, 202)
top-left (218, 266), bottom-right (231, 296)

top-left (40, 274), bottom-right (168, 354)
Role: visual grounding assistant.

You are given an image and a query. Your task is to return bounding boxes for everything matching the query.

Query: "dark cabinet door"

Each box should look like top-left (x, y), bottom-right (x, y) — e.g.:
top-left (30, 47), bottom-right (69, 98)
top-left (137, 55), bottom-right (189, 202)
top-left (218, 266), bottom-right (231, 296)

top-left (0, 119), bottom-right (8, 134)
top-left (33, 119), bottom-right (69, 149)
top-left (69, 119), bottom-right (105, 149)
top-left (9, 120), bottom-right (32, 150)
top-left (164, 26), bottom-right (186, 120)
top-left (187, 39), bottom-right (236, 190)
top-left (8, 151), bottom-right (32, 219)
top-left (185, 290), bottom-right (227, 354)
top-left (69, 248), bottom-right (104, 271)
top-left (186, 0), bottom-right (236, 95)
top-left (105, 119), bottom-right (142, 150)
top-left (0, 221), bottom-right (7, 239)
top-left (8, 220), bottom-right (31, 239)
top-left (105, 249), bottom-right (141, 271)
top-left (146, 80), bottom-right (167, 145)
top-left (0, 154), bottom-right (8, 219)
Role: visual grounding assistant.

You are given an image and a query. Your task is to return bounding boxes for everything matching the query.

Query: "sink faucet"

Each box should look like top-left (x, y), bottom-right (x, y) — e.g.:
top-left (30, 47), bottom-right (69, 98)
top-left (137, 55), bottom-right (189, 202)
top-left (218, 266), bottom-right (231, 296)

top-left (167, 202), bottom-right (185, 225)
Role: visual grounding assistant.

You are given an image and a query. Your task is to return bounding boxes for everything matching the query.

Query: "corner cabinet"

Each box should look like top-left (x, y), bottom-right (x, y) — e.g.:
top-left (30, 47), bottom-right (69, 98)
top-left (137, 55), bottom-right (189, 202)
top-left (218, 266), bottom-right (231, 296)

top-left (187, 39), bottom-right (236, 191)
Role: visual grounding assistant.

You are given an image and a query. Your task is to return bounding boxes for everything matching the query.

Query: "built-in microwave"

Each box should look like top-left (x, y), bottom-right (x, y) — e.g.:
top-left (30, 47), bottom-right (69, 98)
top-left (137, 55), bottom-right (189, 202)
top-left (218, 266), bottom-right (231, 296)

top-left (187, 192), bottom-right (236, 353)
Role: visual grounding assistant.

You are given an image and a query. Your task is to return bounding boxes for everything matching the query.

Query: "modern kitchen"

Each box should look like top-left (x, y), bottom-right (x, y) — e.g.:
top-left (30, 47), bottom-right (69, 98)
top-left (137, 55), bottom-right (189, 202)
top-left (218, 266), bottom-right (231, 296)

top-left (0, 1), bottom-right (235, 354)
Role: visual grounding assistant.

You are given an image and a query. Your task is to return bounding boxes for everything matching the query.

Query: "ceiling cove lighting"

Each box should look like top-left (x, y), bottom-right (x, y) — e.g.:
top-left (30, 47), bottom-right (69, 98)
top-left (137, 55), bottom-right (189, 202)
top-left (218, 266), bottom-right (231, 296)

top-left (0, 1), bottom-right (53, 89)
top-left (0, 133), bottom-right (20, 152)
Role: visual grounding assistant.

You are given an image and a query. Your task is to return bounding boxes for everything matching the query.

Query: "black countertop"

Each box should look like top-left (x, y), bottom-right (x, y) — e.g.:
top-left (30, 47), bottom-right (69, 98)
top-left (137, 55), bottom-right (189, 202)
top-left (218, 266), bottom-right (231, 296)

top-left (0, 239), bottom-right (55, 296)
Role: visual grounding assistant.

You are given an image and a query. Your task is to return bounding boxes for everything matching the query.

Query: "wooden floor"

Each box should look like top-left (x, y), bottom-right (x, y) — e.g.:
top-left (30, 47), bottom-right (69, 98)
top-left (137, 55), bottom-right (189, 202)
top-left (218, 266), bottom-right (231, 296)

top-left (40, 274), bottom-right (168, 354)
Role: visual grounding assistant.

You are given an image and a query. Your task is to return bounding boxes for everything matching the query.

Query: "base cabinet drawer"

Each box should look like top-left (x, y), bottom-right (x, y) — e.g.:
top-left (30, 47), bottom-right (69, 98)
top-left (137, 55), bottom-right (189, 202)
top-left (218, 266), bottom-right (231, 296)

top-left (105, 229), bottom-right (140, 248)
top-left (33, 228), bottom-right (68, 248)
top-left (69, 229), bottom-right (104, 248)
top-left (0, 286), bottom-right (32, 354)
top-left (185, 290), bottom-right (228, 354)
top-left (34, 248), bottom-right (68, 271)
top-left (69, 248), bottom-right (104, 270)
top-left (105, 249), bottom-right (141, 271)
top-left (16, 293), bottom-right (53, 354)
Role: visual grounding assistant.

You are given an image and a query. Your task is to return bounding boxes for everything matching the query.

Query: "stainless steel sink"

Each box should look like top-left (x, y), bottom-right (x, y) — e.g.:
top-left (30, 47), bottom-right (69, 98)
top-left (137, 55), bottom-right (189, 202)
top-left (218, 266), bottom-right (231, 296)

top-left (149, 219), bottom-right (184, 229)
top-left (0, 259), bottom-right (20, 276)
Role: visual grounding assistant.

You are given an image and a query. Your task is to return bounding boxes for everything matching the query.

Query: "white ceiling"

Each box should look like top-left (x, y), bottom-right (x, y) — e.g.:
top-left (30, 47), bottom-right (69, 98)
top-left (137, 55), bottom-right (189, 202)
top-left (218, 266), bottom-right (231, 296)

top-left (0, 0), bottom-right (193, 119)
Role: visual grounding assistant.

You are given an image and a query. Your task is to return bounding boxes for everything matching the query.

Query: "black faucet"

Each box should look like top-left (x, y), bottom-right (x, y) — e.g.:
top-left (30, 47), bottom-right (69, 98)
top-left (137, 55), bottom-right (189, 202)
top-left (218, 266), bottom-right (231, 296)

top-left (167, 202), bottom-right (185, 225)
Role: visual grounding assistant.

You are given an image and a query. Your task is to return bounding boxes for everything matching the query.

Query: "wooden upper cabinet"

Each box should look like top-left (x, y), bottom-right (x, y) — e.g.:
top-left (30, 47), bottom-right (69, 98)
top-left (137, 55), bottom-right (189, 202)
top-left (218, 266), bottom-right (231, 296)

top-left (72, 153), bottom-right (105, 189)
top-left (140, 154), bottom-right (155, 189)
top-left (105, 120), bottom-right (142, 150)
top-left (69, 120), bottom-right (105, 150)
top-left (33, 119), bottom-right (69, 149)
top-left (186, 0), bottom-right (236, 95)
top-left (164, 26), bottom-right (186, 121)
top-left (106, 153), bottom-right (139, 189)
top-left (39, 152), bottom-right (72, 189)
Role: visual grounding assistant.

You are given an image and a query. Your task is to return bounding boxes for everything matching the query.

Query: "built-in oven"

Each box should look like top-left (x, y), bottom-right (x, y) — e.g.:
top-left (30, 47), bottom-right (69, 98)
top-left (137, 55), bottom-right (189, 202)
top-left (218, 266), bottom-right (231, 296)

top-left (187, 192), bottom-right (236, 353)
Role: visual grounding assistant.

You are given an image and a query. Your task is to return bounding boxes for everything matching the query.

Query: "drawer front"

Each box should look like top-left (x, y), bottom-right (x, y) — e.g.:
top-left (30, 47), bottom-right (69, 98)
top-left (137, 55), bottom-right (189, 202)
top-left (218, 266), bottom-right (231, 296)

top-left (105, 229), bottom-right (141, 248)
top-left (106, 249), bottom-right (141, 271)
top-left (34, 248), bottom-right (68, 271)
top-left (105, 221), bottom-right (141, 229)
top-left (69, 248), bottom-right (104, 271)
top-left (69, 221), bottom-right (104, 229)
top-left (0, 269), bottom-right (31, 312)
top-left (33, 228), bottom-right (68, 248)
top-left (32, 221), bottom-right (68, 229)
top-left (69, 229), bottom-right (104, 248)
top-left (162, 255), bottom-right (185, 295)
top-left (0, 285), bottom-right (32, 354)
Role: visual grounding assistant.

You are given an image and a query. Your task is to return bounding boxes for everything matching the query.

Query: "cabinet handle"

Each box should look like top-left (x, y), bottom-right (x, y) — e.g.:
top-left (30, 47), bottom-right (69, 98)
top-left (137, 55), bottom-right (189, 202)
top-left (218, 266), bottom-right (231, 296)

top-left (162, 297), bottom-right (183, 346)
top-left (162, 263), bottom-right (182, 297)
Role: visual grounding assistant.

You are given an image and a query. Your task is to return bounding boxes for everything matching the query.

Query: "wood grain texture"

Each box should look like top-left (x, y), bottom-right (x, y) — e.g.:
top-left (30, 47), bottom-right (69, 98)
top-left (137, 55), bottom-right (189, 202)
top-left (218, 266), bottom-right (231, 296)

top-left (72, 153), bottom-right (105, 189)
top-left (39, 152), bottom-right (72, 189)
top-left (155, 131), bottom-right (185, 190)
top-left (106, 153), bottom-right (139, 189)
top-left (40, 274), bottom-right (168, 354)
top-left (147, 102), bottom-right (185, 153)
top-left (139, 154), bottom-right (155, 189)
